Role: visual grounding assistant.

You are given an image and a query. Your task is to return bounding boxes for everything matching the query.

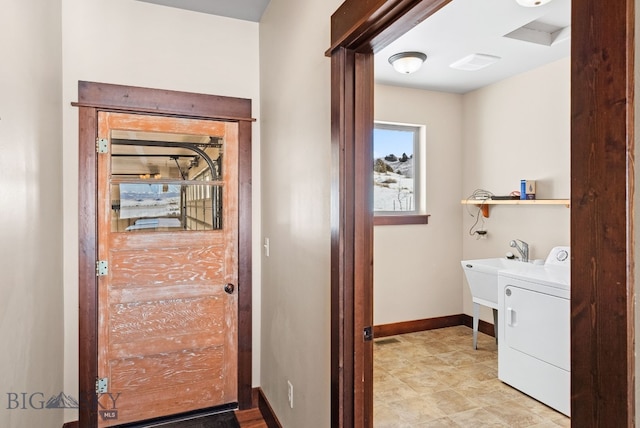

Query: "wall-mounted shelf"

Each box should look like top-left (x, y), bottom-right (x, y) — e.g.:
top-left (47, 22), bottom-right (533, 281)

top-left (461, 199), bottom-right (570, 218)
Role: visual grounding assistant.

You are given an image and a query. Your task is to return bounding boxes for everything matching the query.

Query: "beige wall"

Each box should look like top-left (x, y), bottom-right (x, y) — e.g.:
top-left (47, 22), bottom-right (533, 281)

top-left (0, 0), bottom-right (64, 427)
top-left (61, 0), bottom-right (261, 422)
top-left (258, 0), bottom-right (340, 425)
top-left (461, 57), bottom-right (571, 322)
top-left (374, 85), bottom-right (463, 325)
top-left (1, 1), bottom-right (575, 426)
top-left (373, 58), bottom-right (570, 326)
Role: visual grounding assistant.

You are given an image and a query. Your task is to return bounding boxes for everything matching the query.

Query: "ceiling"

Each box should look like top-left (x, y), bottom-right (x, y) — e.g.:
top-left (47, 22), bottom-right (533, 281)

top-left (376, 0), bottom-right (571, 93)
top-left (136, 0), bottom-right (271, 22)
top-left (136, 0), bottom-right (570, 94)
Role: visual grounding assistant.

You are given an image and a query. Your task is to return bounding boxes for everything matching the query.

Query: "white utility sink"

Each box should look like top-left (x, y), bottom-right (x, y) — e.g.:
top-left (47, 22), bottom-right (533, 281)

top-left (461, 258), bottom-right (525, 308)
top-left (461, 248), bottom-right (570, 350)
top-left (461, 257), bottom-right (533, 349)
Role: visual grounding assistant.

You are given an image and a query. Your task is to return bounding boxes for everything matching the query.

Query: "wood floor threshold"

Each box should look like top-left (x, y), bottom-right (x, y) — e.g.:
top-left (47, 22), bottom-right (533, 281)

top-left (374, 314), bottom-right (496, 339)
top-left (235, 408), bottom-right (268, 428)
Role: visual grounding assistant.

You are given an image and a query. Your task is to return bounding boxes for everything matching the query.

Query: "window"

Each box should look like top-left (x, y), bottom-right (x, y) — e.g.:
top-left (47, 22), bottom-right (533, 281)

top-left (109, 131), bottom-right (225, 232)
top-left (373, 122), bottom-right (429, 225)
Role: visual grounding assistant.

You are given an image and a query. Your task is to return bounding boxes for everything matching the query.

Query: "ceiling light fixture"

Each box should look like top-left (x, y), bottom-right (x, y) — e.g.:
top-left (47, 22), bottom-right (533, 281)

top-left (515, 0), bottom-right (553, 7)
top-left (388, 52), bottom-right (427, 74)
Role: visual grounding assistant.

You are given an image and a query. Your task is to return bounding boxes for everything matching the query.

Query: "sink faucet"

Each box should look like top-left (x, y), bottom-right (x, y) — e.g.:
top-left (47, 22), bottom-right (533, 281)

top-left (510, 239), bottom-right (529, 262)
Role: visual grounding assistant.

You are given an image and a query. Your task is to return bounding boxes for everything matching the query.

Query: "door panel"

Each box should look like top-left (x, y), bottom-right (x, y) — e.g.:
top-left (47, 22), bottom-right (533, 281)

top-left (96, 112), bottom-right (238, 426)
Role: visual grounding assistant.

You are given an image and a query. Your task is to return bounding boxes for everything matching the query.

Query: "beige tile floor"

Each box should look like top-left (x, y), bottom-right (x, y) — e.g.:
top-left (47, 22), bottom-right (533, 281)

top-left (374, 325), bottom-right (571, 427)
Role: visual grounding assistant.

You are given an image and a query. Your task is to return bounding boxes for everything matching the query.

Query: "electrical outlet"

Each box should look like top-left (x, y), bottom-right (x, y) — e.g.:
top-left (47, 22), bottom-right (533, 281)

top-left (287, 380), bottom-right (293, 408)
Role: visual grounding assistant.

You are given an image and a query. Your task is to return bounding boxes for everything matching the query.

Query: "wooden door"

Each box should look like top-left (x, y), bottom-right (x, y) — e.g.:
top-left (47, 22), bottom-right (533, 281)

top-left (96, 112), bottom-right (239, 426)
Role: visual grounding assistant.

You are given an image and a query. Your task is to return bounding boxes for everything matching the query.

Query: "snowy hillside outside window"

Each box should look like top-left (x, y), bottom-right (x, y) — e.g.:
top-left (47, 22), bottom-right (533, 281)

top-left (373, 122), bottom-right (423, 215)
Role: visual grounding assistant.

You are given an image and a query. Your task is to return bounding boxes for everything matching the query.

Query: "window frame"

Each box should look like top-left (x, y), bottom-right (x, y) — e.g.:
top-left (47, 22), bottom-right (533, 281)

top-left (373, 121), bottom-right (429, 226)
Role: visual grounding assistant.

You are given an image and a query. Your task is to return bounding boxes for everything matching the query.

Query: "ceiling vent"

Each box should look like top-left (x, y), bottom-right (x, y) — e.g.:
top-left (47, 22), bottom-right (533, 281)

top-left (503, 20), bottom-right (571, 46)
top-left (449, 54), bottom-right (501, 71)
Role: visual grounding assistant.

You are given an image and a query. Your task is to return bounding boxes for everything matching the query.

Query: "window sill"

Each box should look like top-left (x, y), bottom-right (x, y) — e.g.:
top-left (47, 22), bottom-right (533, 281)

top-left (373, 214), bottom-right (430, 226)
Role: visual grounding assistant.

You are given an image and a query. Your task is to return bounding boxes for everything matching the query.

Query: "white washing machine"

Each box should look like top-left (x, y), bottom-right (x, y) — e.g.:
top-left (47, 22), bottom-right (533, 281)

top-left (497, 246), bottom-right (570, 416)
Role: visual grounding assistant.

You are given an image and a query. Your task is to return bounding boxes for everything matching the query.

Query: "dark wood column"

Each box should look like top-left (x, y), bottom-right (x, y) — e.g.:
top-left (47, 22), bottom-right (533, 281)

top-left (570, 0), bottom-right (635, 425)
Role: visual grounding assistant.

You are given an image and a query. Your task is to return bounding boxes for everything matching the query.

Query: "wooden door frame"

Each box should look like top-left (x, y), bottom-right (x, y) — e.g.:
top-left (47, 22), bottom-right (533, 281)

top-left (75, 81), bottom-right (254, 427)
top-left (328, 0), bottom-right (635, 426)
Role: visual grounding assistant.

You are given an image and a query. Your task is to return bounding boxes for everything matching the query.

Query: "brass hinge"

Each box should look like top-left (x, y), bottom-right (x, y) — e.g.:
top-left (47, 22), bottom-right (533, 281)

top-left (96, 138), bottom-right (108, 154)
top-left (96, 260), bottom-right (108, 276)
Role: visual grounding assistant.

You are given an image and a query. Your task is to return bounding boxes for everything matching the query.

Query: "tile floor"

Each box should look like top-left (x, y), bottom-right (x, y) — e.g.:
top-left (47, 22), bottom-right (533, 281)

top-left (373, 325), bottom-right (570, 427)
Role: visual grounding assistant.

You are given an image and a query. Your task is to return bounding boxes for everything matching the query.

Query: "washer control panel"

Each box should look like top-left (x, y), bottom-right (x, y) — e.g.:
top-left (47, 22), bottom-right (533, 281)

top-left (544, 246), bottom-right (570, 267)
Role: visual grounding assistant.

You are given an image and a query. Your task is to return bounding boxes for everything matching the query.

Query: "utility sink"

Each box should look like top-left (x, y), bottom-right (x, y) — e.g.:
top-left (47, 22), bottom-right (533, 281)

top-left (461, 258), bottom-right (525, 308)
top-left (461, 249), bottom-right (570, 350)
top-left (461, 257), bottom-right (532, 349)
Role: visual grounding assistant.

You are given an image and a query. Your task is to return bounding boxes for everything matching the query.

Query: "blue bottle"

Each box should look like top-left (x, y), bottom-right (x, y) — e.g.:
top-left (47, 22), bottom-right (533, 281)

top-left (520, 180), bottom-right (527, 200)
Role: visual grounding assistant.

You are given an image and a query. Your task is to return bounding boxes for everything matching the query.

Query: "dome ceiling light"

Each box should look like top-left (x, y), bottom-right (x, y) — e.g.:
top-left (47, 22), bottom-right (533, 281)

top-left (388, 52), bottom-right (427, 74)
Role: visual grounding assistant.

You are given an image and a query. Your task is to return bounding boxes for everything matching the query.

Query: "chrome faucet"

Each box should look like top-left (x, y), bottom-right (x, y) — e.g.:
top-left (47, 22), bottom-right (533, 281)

top-left (510, 239), bottom-right (529, 262)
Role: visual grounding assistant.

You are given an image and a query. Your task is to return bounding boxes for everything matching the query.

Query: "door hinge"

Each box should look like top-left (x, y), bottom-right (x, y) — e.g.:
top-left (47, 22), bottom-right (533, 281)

top-left (96, 260), bottom-right (108, 276)
top-left (96, 377), bottom-right (108, 394)
top-left (96, 138), bottom-right (108, 154)
top-left (363, 326), bottom-right (373, 342)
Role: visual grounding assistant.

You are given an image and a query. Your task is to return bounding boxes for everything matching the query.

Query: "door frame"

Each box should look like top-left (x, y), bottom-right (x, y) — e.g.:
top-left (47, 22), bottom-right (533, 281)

top-left (75, 81), bottom-right (254, 427)
top-left (328, 0), bottom-right (635, 426)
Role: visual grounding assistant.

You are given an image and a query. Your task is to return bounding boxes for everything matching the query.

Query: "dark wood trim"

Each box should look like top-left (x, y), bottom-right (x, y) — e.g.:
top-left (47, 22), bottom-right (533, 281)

top-left (74, 81), bottom-right (254, 122)
top-left (328, 0), bottom-right (451, 55)
top-left (570, 0), bottom-right (635, 425)
top-left (331, 0), bottom-right (635, 426)
top-left (76, 81), bottom-right (253, 427)
top-left (256, 388), bottom-right (282, 428)
top-left (78, 107), bottom-right (98, 427)
top-left (329, 2), bottom-right (453, 427)
top-left (373, 214), bottom-right (430, 226)
top-left (71, 102), bottom-right (255, 123)
top-left (353, 51), bottom-right (375, 428)
top-left (374, 315), bottom-right (462, 338)
top-left (373, 314), bottom-right (495, 339)
top-left (460, 314), bottom-right (496, 338)
top-left (62, 421), bottom-right (79, 428)
top-left (251, 387), bottom-right (260, 409)
top-left (237, 119), bottom-right (253, 410)
top-left (330, 46), bottom-right (356, 428)
top-left (330, 47), bottom-right (376, 428)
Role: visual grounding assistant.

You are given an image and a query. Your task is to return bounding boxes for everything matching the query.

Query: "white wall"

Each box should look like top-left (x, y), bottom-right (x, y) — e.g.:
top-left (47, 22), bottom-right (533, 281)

top-left (0, 0), bottom-right (64, 427)
top-left (374, 59), bottom-right (570, 327)
top-left (61, 0), bottom-right (261, 422)
top-left (461, 57), bottom-right (571, 322)
top-left (259, 0), bottom-right (340, 426)
top-left (374, 85), bottom-right (463, 325)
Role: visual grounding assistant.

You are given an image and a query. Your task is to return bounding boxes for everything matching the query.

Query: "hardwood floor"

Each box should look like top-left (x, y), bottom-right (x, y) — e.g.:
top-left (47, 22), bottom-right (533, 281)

top-left (235, 408), bottom-right (268, 428)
